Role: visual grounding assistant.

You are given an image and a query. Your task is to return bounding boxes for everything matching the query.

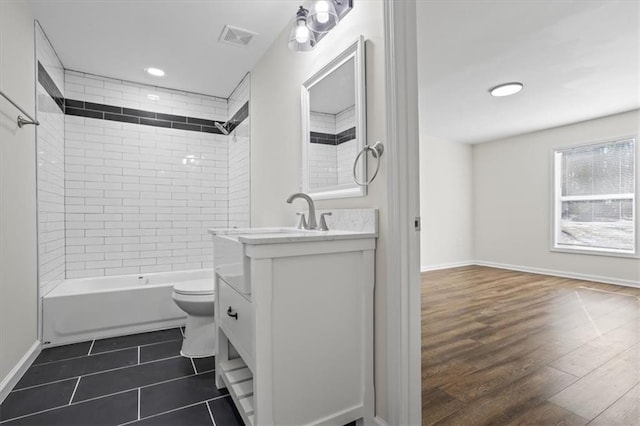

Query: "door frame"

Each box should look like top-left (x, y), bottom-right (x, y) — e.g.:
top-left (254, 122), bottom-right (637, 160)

top-left (382, 1), bottom-right (421, 425)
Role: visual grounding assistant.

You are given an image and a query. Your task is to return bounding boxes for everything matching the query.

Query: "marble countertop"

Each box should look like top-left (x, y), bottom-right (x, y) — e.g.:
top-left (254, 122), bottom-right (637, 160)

top-left (208, 227), bottom-right (376, 245)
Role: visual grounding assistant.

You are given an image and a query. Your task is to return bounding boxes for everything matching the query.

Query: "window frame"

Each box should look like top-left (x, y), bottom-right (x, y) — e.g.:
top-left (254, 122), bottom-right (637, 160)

top-left (550, 136), bottom-right (638, 258)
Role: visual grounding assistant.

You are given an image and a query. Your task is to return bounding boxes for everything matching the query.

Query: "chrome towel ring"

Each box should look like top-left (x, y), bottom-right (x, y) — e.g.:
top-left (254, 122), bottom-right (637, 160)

top-left (353, 141), bottom-right (384, 186)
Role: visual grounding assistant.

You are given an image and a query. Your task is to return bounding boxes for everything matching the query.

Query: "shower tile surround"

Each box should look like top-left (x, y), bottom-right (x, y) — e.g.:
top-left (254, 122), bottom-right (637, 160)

top-left (36, 24), bottom-right (66, 297)
top-left (309, 106), bottom-right (357, 189)
top-left (227, 74), bottom-right (251, 229)
top-left (0, 328), bottom-right (243, 425)
top-left (34, 65), bottom-right (251, 282)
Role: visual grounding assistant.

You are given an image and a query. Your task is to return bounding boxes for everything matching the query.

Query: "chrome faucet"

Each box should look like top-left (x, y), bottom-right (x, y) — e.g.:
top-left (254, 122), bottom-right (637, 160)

top-left (286, 192), bottom-right (317, 230)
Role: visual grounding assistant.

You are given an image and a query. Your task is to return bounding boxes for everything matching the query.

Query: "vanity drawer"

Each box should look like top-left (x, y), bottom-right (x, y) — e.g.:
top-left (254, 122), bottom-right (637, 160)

top-left (218, 276), bottom-right (253, 367)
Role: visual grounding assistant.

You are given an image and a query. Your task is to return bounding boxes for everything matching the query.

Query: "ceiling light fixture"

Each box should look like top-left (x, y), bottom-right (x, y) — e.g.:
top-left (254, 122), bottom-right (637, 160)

top-left (489, 82), bottom-right (524, 97)
top-left (288, 6), bottom-right (316, 52)
top-left (145, 67), bottom-right (165, 77)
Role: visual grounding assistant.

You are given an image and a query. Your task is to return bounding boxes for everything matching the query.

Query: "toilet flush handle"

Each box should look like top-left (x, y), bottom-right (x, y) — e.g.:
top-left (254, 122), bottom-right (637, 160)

top-left (227, 306), bottom-right (238, 320)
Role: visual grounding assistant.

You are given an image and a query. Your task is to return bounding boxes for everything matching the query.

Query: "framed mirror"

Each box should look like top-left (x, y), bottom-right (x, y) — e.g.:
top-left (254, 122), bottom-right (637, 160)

top-left (301, 36), bottom-right (366, 199)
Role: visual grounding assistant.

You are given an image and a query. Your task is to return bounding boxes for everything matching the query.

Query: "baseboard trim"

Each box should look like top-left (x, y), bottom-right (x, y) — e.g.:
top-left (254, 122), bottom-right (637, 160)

top-left (474, 261), bottom-right (640, 288)
top-left (420, 261), bottom-right (474, 272)
top-left (374, 416), bottom-right (390, 426)
top-left (0, 340), bottom-right (41, 404)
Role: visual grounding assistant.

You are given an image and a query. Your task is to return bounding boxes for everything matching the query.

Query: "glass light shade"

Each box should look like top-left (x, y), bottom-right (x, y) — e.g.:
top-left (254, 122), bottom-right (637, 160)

top-left (288, 7), bottom-right (317, 52)
top-left (307, 0), bottom-right (339, 33)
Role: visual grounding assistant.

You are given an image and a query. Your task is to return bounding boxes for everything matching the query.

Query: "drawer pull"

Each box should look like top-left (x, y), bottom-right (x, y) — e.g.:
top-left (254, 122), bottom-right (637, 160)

top-left (227, 306), bottom-right (238, 320)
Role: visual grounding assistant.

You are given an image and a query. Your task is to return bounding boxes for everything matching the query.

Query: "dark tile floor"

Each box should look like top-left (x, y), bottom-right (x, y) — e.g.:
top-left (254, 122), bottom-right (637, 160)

top-left (0, 328), bottom-right (243, 425)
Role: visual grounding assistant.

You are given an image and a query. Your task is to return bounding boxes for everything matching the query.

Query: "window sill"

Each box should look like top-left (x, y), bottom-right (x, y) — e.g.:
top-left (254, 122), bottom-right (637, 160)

top-left (551, 246), bottom-right (639, 259)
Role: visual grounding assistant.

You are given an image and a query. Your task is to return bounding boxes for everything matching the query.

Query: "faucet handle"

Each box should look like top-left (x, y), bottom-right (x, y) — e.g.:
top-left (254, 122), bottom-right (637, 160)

top-left (296, 212), bottom-right (308, 230)
top-left (318, 212), bottom-right (332, 231)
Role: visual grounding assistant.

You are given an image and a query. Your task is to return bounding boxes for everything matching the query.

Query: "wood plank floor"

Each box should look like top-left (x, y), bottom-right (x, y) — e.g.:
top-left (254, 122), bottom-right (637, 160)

top-left (421, 266), bottom-right (640, 425)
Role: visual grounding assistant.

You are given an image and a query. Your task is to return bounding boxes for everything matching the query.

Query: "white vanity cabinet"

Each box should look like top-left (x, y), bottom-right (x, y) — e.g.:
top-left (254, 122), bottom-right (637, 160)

top-left (210, 229), bottom-right (376, 426)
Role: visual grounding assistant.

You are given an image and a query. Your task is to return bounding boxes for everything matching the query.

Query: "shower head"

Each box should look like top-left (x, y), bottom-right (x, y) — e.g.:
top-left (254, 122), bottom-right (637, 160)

top-left (214, 122), bottom-right (229, 135)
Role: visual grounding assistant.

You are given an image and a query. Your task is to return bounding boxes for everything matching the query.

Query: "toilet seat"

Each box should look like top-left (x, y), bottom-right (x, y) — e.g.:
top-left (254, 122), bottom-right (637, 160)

top-left (173, 279), bottom-right (214, 296)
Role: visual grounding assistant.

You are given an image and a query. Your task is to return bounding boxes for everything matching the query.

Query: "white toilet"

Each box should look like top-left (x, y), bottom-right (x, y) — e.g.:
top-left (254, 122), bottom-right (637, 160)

top-left (171, 279), bottom-right (216, 358)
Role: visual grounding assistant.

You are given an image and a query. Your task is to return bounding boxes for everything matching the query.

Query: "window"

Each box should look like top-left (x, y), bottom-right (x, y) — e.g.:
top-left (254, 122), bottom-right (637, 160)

top-left (553, 138), bottom-right (636, 255)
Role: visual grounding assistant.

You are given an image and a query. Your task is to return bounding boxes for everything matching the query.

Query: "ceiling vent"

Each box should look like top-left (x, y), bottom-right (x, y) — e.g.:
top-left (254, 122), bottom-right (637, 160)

top-left (219, 25), bottom-right (257, 47)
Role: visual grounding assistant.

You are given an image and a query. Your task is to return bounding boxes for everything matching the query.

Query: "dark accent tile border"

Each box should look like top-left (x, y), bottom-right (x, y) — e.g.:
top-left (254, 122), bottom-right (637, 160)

top-left (337, 126), bottom-right (356, 144)
top-left (37, 61), bottom-right (64, 112)
top-left (310, 127), bottom-right (356, 146)
top-left (63, 106), bottom-right (104, 120)
top-left (63, 98), bottom-right (249, 135)
top-left (310, 131), bottom-right (338, 145)
top-left (123, 107), bottom-right (155, 119)
top-left (187, 117), bottom-right (216, 127)
top-left (139, 117), bottom-right (171, 128)
top-left (157, 112), bottom-right (186, 123)
top-left (105, 112), bottom-right (138, 124)
top-left (86, 101), bottom-right (121, 114)
top-left (173, 122), bottom-right (202, 132)
top-left (227, 101), bottom-right (249, 133)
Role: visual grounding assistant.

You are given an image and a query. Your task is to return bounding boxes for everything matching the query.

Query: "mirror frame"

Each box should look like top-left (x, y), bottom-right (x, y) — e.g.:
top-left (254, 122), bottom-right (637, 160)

top-left (301, 36), bottom-right (366, 200)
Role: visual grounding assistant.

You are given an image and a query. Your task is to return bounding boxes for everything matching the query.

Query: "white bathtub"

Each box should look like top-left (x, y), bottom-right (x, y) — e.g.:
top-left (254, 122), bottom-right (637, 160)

top-left (42, 269), bottom-right (213, 346)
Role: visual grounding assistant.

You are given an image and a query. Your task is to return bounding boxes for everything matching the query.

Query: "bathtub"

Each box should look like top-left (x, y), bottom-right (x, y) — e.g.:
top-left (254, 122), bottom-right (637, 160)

top-left (42, 269), bottom-right (213, 347)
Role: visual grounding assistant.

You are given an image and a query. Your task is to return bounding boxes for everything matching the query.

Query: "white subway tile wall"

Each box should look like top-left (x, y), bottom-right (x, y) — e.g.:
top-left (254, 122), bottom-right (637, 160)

top-left (337, 140), bottom-right (357, 186)
top-left (308, 109), bottom-right (357, 190)
top-left (335, 105), bottom-right (355, 134)
top-left (227, 74), bottom-right (250, 228)
top-left (336, 107), bottom-right (357, 186)
top-left (310, 111), bottom-right (336, 134)
top-left (64, 70), bottom-right (228, 119)
top-left (309, 112), bottom-right (338, 190)
top-left (36, 24), bottom-right (66, 296)
top-left (63, 71), bottom-right (248, 278)
top-left (309, 144), bottom-right (338, 190)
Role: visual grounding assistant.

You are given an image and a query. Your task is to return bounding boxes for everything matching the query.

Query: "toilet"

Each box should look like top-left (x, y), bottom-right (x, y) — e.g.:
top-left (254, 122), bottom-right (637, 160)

top-left (171, 279), bottom-right (216, 358)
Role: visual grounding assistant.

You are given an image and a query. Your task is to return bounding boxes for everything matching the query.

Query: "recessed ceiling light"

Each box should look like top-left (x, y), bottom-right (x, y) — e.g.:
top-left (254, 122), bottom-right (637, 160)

top-left (145, 67), bottom-right (165, 77)
top-left (489, 82), bottom-right (523, 97)
top-left (147, 94), bottom-right (160, 101)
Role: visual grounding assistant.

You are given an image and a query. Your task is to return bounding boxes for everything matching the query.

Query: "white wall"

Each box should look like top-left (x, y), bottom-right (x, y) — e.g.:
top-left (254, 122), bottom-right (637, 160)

top-left (0, 0), bottom-right (39, 388)
top-left (474, 110), bottom-right (640, 285)
top-left (419, 136), bottom-right (473, 269)
top-left (249, 1), bottom-right (390, 419)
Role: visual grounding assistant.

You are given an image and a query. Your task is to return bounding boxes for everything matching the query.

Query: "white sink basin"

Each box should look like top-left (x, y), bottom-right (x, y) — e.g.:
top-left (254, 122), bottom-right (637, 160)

top-left (209, 227), bottom-right (376, 294)
top-left (210, 227), bottom-right (374, 244)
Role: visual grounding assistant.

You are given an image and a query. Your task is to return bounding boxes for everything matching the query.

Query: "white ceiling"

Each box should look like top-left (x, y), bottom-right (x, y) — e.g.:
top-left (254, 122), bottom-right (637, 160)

top-left (26, 0), bottom-right (299, 98)
top-left (26, 1), bottom-right (640, 143)
top-left (417, 0), bottom-right (640, 144)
